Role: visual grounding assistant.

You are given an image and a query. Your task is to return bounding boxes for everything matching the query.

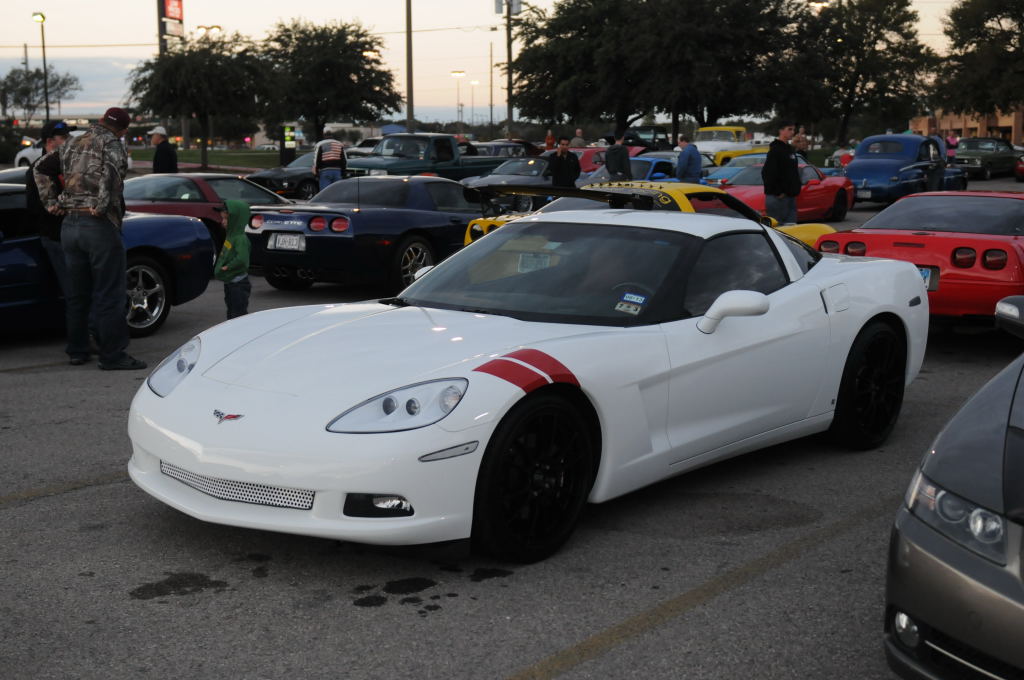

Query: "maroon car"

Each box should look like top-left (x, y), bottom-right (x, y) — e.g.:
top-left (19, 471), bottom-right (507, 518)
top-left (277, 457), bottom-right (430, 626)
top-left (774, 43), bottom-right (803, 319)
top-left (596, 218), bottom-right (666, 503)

top-left (124, 173), bottom-right (291, 250)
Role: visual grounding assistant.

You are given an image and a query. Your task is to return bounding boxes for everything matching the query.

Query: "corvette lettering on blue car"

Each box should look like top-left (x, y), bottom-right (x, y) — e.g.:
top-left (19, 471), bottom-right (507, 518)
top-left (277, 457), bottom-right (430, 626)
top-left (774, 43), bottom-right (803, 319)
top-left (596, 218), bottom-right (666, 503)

top-left (128, 209), bottom-right (929, 562)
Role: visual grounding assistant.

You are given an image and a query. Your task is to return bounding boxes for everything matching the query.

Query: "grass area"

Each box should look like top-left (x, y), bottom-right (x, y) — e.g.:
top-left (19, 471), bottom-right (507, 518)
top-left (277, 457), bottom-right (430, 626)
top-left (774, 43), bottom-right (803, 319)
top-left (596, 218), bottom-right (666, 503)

top-left (132, 149), bottom-right (286, 169)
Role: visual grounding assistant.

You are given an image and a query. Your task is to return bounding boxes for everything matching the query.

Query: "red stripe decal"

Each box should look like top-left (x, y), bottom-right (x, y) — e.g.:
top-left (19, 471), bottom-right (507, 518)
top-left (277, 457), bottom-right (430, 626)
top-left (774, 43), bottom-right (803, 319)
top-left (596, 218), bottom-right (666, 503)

top-left (474, 359), bottom-right (548, 393)
top-left (504, 349), bottom-right (580, 387)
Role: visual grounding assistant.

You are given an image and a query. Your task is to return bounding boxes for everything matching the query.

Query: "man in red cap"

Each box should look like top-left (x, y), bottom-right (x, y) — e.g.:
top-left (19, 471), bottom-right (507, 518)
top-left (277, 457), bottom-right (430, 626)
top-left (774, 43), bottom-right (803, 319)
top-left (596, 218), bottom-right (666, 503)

top-left (34, 107), bottom-right (147, 370)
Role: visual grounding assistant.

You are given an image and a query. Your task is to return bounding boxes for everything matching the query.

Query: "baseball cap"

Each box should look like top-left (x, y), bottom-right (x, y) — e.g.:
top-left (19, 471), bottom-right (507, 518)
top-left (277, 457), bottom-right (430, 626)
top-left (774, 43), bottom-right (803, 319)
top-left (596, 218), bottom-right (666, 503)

top-left (147, 125), bottom-right (168, 136)
top-left (40, 120), bottom-right (75, 140)
top-left (103, 107), bottom-right (131, 130)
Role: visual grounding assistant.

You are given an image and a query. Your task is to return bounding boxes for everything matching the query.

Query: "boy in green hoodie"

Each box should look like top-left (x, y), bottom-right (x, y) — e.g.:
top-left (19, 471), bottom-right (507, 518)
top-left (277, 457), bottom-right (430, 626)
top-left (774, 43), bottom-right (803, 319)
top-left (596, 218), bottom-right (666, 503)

top-left (214, 199), bottom-right (252, 319)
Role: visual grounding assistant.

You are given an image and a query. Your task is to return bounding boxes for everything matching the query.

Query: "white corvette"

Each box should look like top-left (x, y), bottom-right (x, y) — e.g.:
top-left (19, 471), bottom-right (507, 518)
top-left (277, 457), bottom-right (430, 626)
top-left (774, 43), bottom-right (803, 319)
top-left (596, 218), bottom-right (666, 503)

top-left (128, 210), bottom-right (928, 562)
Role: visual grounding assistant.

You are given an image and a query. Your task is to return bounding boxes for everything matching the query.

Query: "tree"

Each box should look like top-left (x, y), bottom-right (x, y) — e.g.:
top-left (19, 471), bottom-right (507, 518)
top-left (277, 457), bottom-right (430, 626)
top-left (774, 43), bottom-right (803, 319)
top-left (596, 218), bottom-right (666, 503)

top-left (129, 34), bottom-right (267, 168)
top-left (782, 0), bottom-right (935, 145)
top-left (937, 0), bottom-right (1024, 115)
top-left (512, 0), bottom-right (657, 133)
top-left (261, 19), bottom-right (402, 143)
top-left (1, 66), bottom-right (81, 126)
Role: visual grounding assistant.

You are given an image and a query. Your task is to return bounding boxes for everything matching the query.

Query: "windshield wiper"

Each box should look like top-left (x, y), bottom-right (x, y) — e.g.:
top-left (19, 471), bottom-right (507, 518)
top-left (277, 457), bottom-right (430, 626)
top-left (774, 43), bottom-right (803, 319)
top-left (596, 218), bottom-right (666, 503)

top-left (379, 296), bottom-right (411, 307)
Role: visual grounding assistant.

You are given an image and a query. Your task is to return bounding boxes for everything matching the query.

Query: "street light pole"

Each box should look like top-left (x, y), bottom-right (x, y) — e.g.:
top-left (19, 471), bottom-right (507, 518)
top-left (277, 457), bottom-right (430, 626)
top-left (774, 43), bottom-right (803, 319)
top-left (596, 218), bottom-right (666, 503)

top-left (450, 70), bottom-right (465, 134)
top-left (405, 0), bottom-right (414, 132)
top-left (470, 81), bottom-right (479, 129)
top-left (32, 12), bottom-right (48, 122)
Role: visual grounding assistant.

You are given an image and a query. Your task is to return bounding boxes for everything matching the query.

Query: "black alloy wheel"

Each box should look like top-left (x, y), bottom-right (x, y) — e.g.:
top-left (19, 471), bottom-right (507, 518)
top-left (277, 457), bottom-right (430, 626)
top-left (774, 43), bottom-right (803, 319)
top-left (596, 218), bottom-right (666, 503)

top-left (830, 191), bottom-right (849, 221)
top-left (472, 394), bottom-right (597, 563)
top-left (829, 320), bottom-right (906, 450)
top-left (981, 166), bottom-right (992, 181)
top-left (125, 255), bottom-right (171, 337)
top-left (297, 180), bottom-right (318, 200)
top-left (389, 235), bottom-right (435, 293)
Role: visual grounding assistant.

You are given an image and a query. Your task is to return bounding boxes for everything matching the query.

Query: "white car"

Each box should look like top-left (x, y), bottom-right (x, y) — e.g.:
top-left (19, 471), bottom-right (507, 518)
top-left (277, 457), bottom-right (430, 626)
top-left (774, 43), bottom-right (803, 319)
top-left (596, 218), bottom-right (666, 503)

top-left (127, 210), bottom-right (929, 562)
top-left (14, 130), bottom-right (132, 169)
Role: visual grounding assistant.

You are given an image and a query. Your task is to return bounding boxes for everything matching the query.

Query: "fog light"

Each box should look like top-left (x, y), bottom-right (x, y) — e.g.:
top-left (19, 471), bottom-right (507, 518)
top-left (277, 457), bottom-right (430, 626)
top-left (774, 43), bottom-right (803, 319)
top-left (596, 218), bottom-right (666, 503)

top-left (343, 493), bottom-right (414, 517)
top-left (893, 611), bottom-right (920, 648)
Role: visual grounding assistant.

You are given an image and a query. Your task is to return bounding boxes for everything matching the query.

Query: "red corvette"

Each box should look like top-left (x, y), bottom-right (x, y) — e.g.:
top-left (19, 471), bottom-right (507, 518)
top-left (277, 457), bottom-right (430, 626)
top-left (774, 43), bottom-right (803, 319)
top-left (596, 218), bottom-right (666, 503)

top-left (721, 163), bottom-right (854, 222)
top-left (816, 191), bottom-right (1024, 317)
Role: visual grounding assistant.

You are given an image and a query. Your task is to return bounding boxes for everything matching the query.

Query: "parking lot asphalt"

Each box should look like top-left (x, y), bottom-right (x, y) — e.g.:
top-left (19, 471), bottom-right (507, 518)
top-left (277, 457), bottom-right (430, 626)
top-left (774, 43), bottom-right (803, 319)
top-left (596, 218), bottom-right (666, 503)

top-left (0, 174), bottom-right (1022, 679)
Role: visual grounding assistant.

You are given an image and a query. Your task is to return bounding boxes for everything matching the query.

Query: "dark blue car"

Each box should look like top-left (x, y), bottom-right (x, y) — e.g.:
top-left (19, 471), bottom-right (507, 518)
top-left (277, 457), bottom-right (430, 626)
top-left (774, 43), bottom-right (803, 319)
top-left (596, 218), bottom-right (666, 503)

top-left (0, 183), bottom-right (214, 337)
top-left (247, 176), bottom-right (482, 292)
top-left (844, 134), bottom-right (967, 204)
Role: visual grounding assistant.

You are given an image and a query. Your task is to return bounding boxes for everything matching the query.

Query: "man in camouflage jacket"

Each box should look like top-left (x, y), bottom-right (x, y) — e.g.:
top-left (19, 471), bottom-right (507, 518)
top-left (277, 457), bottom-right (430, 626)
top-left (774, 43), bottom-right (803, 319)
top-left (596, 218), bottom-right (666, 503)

top-left (34, 107), bottom-right (146, 370)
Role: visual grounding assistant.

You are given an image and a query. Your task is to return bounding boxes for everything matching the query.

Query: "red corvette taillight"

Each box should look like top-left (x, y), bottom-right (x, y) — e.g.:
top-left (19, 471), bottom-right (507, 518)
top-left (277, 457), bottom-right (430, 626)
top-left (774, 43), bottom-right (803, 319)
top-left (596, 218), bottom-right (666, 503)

top-left (844, 241), bottom-right (867, 256)
top-left (250, 214), bottom-right (264, 229)
top-left (330, 217), bottom-right (350, 232)
top-left (309, 216), bottom-right (327, 231)
top-left (983, 249), bottom-right (1008, 270)
top-left (819, 240), bottom-right (840, 253)
top-left (952, 247), bottom-right (976, 268)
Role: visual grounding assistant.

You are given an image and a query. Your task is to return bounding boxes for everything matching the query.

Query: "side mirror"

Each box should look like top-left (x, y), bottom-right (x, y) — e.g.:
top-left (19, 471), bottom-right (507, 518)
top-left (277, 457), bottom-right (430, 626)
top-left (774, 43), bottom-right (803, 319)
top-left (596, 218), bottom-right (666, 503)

top-left (805, 179), bottom-right (821, 186)
top-left (651, 172), bottom-right (668, 180)
top-left (413, 265), bottom-right (434, 281)
top-left (697, 290), bottom-right (770, 334)
top-left (761, 215), bottom-right (779, 228)
top-left (995, 296), bottom-right (1024, 339)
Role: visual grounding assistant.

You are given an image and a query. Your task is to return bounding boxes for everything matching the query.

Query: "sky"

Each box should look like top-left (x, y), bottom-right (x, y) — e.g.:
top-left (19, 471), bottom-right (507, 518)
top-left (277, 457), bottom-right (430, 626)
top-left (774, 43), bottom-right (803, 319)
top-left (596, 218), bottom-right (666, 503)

top-left (0, 0), bottom-right (957, 122)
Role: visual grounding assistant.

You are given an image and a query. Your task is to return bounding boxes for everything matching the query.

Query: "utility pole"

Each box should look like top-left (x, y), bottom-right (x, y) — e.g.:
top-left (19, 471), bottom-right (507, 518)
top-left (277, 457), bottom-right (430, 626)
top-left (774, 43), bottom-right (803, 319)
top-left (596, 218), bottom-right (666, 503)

top-left (489, 42), bottom-right (494, 135)
top-left (505, 0), bottom-right (513, 138)
top-left (405, 0), bottom-right (414, 132)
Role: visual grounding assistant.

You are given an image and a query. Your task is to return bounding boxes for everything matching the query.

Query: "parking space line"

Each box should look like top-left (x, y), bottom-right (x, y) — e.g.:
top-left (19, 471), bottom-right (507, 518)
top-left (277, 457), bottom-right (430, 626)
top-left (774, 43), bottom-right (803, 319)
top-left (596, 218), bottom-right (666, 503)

top-left (0, 471), bottom-right (128, 507)
top-left (506, 494), bottom-right (902, 680)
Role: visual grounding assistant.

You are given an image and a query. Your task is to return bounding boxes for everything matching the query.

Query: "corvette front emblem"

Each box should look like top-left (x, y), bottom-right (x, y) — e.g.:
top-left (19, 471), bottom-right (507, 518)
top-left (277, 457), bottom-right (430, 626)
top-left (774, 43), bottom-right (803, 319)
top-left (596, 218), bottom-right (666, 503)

top-left (213, 409), bottom-right (244, 424)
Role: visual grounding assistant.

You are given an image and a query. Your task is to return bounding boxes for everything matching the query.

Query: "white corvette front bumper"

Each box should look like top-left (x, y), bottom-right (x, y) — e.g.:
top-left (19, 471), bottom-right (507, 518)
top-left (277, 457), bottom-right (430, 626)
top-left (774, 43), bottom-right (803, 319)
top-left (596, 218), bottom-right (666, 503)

top-left (127, 382), bottom-right (500, 546)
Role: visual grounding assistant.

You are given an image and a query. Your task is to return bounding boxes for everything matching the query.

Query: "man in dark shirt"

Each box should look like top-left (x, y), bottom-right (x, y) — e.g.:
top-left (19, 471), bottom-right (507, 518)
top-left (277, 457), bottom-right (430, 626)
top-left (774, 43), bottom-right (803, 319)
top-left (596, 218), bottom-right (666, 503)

top-left (761, 121), bottom-right (801, 225)
top-left (26, 120), bottom-right (74, 296)
top-left (604, 130), bottom-right (632, 181)
top-left (547, 137), bottom-right (581, 187)
top-left (314, 134), bottom-right (347, 191)
top-left (148, 125), bottom-right (178, 173)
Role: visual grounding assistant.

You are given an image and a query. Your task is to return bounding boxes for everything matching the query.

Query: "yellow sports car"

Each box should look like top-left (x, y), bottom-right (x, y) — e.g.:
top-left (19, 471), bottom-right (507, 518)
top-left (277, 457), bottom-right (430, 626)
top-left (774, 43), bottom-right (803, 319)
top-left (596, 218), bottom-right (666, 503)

top-left (465, 181), bottom-right (835, 247)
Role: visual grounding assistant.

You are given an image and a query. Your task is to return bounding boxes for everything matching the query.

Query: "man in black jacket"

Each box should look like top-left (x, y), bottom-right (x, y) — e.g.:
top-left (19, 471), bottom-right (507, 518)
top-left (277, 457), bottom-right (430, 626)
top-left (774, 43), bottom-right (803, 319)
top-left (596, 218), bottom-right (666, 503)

top-left (761, 121), bottom-right (801, 225)
top-left (604, 130), bottom-right (632, 180)
top-left (148, 125), bottom-right (178, 173)
top-left (547, 137), bottom-right (581, 187)
top-left (26, 120), bottom-right (73, 295)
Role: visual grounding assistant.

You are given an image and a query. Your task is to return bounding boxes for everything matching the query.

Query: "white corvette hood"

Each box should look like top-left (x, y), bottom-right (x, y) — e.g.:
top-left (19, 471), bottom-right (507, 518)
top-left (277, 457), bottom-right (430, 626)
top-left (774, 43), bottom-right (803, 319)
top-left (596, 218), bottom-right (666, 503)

top-left (201, 303), bottom-right (592, 398)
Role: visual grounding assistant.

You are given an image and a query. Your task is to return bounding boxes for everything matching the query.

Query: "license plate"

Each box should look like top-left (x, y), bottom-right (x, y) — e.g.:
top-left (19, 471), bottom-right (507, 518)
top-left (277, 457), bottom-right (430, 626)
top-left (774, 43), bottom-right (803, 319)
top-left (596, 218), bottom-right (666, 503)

top-left (918, 267), bottom-right (937, 291)
top-left (271, 233), bottom-right (305, 251)
top-left (856, 189), bottom-right (872, 199)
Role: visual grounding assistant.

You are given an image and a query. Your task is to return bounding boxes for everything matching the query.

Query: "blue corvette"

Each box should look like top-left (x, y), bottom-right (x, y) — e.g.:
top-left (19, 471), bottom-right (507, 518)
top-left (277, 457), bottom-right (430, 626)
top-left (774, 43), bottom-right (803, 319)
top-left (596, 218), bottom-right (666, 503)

top-left (247, 176), bottom-right (482, 292)
top-left (0, 183), bottom-right (214, 337)
top-left (578, 155), bottom-right (680, 186)
top-left (843, 134), bottom-right (967, 204)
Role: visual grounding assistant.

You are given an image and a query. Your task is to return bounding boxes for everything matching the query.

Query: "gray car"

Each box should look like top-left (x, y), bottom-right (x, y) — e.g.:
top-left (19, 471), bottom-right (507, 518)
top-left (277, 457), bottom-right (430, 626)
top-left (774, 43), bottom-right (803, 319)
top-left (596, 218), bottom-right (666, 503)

top-left (952, 137), bottom-right (1019, 180)
top-left (884, 296), bottom-right (1024, 679)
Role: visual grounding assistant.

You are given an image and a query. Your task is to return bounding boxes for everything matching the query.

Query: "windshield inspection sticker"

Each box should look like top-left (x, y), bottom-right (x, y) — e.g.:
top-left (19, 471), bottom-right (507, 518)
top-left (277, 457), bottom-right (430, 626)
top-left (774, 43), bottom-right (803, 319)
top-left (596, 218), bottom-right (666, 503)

top-left (614, 292), bottom-right (646, 316)
top-left (621, 293), bottom-right (646, 304)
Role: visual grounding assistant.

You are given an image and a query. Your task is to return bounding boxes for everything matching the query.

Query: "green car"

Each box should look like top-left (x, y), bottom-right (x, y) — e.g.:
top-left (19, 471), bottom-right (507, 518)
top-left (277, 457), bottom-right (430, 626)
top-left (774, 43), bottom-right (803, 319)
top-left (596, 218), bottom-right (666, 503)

top-left (952, 137), bottom-right (1019, 180)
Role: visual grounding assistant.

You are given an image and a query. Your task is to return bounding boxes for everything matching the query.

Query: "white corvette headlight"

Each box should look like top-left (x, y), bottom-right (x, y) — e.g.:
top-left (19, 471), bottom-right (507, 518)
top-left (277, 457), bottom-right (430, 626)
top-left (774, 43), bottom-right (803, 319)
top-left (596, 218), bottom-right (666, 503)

top-left (368, 169), bottom-right (388, 176)
top-left (147, 337), bottom-right (201, 397)
top-left (327, 379), bottom-right (467, 433)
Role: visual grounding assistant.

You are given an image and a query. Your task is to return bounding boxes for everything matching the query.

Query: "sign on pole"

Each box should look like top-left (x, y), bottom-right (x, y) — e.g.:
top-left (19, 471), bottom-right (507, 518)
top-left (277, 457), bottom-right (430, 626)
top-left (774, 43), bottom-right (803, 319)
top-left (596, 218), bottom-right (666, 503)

top-left (157, 0), bottom-right (184, 54)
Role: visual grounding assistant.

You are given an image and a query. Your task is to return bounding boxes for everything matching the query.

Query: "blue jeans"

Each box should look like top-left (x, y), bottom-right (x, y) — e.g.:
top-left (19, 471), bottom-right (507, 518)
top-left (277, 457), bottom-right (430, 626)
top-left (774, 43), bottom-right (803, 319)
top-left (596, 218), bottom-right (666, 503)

top-left (319, 168), bottom-right (342, 191)
top-left (765, 194), bottom-right (798, 225)
top-left (62, 213), bottom-right (129, 363)
top-left (224, 276), bottom-right (251, 319)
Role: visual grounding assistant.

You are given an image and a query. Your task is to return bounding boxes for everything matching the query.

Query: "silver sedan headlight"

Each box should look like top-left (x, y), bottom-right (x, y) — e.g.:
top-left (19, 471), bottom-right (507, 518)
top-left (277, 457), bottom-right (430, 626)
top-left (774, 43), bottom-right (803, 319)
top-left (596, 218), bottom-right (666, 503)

top-left (147, 337), bottom-right (201, 397)
top-left (905, 469), bottom-right (1006, 564)
top-left (327, 379), bottom-right (468, 433)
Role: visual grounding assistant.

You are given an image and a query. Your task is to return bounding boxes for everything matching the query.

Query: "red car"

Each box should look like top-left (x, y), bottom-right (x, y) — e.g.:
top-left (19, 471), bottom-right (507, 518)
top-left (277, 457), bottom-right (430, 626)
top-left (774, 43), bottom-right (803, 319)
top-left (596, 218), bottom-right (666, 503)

top-left (124, 172), bottom-right (291, 250)
top-left (541, 146), bottom-right (645, 173)
top-left (721, 163), bottom-right (854, 222)
top-left (816, 191), bottom-right (1024, 317)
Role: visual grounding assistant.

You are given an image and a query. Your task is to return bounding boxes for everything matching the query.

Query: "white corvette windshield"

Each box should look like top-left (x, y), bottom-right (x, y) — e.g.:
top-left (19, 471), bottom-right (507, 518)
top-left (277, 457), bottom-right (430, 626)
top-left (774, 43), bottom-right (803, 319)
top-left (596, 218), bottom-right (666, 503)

top-left (400, 219), bottom-right (699, 325)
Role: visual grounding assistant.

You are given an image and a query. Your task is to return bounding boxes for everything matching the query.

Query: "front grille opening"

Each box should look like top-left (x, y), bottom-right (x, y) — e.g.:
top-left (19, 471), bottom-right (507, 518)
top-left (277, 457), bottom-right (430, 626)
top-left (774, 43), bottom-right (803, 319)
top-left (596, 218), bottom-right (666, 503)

top-left (926, 626), bottom-right (1024, 680)
top-left (160, 461), bottom-right (314, 510)
top-left (344, 493), bottom-right (414, 518)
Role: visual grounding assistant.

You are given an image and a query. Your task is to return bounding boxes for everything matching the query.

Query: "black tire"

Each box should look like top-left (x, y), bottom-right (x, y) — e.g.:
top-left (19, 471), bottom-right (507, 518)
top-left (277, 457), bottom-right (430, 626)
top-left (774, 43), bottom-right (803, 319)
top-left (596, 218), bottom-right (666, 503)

top-left (981, 166), bottom-right (992, 181)
top-left (1015, 173), bottom-right (1023, 183)
top-left (389, 235), bottom-right (435, 292)
top-left (265, 268), bottom-right (314, 291)
top-left (18, 158), bottom-right (30, 167)
top-left (472, 394), bottom-right (597, 562)
top-left (297, 180), bottom-right (318, 200)
top-left (830, 191), bottom-right (849, 221)
top-left (828, 320), bottom-right (906, 450)
top-left (126, 255), bottom-right (171, 337)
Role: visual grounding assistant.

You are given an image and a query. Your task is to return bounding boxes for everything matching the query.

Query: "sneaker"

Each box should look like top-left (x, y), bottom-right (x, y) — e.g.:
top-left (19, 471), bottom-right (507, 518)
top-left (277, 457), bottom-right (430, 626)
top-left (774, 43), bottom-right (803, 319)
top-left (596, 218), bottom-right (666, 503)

top-left (69, 355), bottom-right (90, 366)
top-left (98, 355), bottom-right (148, 371)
